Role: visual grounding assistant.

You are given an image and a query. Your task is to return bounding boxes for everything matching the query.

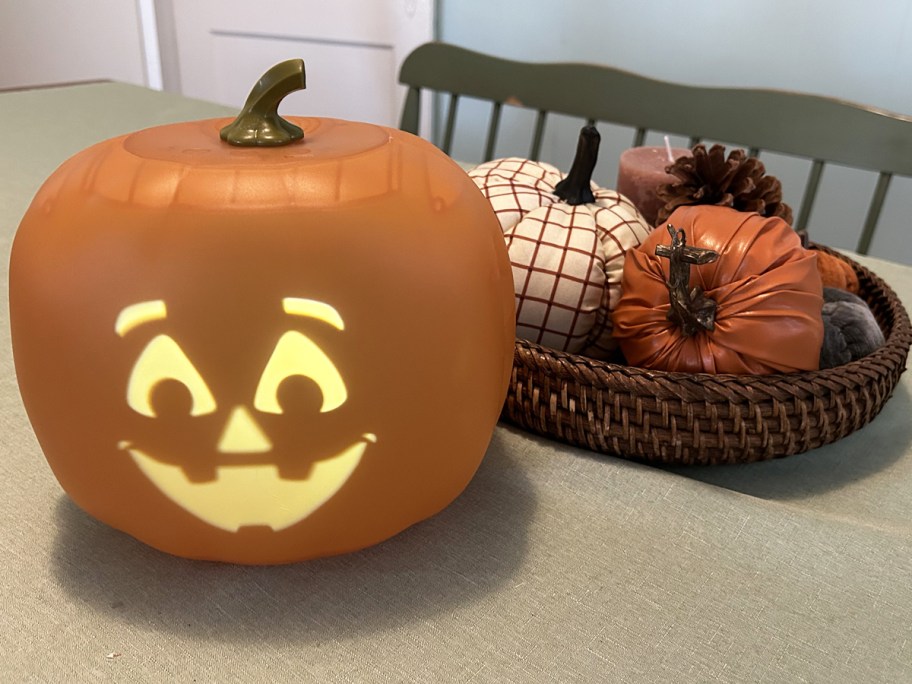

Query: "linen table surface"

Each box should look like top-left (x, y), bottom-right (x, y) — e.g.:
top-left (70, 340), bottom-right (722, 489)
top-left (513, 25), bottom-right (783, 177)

top-left (1, 83), bottom-right (910, 683)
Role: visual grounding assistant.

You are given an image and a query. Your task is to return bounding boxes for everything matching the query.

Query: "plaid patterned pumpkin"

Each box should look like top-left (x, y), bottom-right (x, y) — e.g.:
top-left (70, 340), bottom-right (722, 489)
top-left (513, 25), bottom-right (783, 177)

top-left (469, 129), bottom-right (651, 358)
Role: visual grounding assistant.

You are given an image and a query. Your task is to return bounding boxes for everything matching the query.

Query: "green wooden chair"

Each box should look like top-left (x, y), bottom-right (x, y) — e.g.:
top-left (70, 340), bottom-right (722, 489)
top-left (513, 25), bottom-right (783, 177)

top-left (399, 41), bottom-right (912, 255)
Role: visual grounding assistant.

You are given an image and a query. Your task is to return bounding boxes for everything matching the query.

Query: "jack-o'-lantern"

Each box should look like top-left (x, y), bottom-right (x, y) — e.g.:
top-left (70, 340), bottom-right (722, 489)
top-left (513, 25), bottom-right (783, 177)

top-left (9, 60), bottom-right (516, 564)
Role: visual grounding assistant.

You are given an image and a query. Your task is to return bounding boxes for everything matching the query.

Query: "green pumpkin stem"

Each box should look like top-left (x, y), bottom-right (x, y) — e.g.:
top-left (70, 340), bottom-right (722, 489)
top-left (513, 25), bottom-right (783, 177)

top-left (220, 59), bottom-right (306, 146)
top-left (553, 125), bottom-right (599, 205)
top-left (655, 225), bottom-right (720, 336)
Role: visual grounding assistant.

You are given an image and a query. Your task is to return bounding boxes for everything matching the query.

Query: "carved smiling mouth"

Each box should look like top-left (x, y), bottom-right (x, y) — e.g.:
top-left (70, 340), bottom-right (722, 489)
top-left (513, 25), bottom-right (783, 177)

top-left (118, 433), bottom-right (376, 532)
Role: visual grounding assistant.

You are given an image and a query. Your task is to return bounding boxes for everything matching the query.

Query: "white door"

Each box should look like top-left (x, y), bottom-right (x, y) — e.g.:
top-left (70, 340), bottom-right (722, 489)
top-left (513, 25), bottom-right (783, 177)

top-left (159, 0), bottom-right (434, 133)
top-left (0, 0), bottom-right (152, 90)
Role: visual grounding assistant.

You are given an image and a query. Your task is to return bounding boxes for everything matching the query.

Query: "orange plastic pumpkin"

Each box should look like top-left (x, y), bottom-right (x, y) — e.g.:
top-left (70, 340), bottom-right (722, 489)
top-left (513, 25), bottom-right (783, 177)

top-left (9, 61), bottom-right (515, 564)
top-left (611, 205), bottom-right (824, 374)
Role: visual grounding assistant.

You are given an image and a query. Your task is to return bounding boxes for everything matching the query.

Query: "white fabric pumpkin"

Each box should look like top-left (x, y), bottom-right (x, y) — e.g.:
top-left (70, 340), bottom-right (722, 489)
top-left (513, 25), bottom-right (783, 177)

top-left (469, 127), bottom-right (651, 358)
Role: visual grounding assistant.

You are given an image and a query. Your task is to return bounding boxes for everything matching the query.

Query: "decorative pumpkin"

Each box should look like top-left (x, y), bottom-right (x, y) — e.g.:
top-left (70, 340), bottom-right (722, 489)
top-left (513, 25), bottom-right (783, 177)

top-left (9, 60), bottom-right (516, 565)
top-left (795, 230), bottom-right (861, 293)
top-left (656, 144), bottom-right (858, 293)
top-left (469, 126), bottom-right (652, 359)
top-left (815, 249), bottom-right (860, 293)
top-left (611, 205), bottom-right (824, 374)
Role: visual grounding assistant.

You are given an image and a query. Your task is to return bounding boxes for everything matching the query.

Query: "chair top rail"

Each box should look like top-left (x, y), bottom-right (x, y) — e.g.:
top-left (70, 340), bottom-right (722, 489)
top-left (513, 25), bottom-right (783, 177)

top-left (399, 42), bottom-right (912, 176)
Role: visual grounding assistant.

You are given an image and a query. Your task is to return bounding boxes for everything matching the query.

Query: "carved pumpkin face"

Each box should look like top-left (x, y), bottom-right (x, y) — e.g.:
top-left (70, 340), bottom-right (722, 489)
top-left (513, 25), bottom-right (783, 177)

top-left (113, 295), bottom-right (372, 534)
top-left (9, 69), bottom-right (515, 564)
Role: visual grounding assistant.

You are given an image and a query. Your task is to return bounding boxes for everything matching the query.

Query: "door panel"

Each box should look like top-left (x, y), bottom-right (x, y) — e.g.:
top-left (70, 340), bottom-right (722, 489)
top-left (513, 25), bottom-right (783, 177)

top-left (0, 0), bottom-right (148, 89)
top-left (208, 33), bottom-right (397, 124)
top-left (163, 0), bottom-right (434, 130)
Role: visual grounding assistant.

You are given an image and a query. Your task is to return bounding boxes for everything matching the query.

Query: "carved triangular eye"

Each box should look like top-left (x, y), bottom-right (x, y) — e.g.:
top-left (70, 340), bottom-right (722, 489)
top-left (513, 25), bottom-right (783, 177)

top-left (126, 335), bottom-right (217, 417)
top-left (253, 331), bottom-right (347, 415)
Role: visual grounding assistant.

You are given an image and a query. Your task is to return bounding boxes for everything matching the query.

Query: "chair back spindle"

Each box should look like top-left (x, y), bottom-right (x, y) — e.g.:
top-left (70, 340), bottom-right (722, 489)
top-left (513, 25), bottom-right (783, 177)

top-left (399, 42), bottom-right (912, 254)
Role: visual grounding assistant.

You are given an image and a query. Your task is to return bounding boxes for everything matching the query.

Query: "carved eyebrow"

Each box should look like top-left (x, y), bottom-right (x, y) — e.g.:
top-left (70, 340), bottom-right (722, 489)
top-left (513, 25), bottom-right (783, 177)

top-left (116, 300), bottom-right (167, 337)
top-left (116, 298), bottom-right (341, 336)
top-left (282, 297), bottom-right (344, 330)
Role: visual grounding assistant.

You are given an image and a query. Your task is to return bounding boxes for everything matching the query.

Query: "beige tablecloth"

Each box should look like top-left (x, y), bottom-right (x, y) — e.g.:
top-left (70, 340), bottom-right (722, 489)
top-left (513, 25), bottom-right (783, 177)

top-left (1, 83), bottom-right (910, 683)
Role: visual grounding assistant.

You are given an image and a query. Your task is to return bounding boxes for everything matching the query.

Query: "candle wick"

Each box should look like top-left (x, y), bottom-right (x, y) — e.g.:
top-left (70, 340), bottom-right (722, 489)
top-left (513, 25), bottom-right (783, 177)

top-left (664, 135), bottom-right (675, 164)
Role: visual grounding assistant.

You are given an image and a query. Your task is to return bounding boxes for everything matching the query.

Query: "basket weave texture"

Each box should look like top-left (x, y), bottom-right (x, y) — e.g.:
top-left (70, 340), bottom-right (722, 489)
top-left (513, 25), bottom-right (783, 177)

top-left (501, 245), bottom-right (912, 465)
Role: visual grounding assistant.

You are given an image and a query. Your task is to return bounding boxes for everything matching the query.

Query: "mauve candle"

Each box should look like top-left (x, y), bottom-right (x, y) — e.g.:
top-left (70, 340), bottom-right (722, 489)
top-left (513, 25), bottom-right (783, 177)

top-left (616, 146), bottom-right (691, 227)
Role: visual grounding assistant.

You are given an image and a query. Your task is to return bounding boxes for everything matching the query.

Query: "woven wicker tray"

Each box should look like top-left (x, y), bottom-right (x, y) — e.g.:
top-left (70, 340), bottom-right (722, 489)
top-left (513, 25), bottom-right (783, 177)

top-left (501, 245), bottom-right (912, 465)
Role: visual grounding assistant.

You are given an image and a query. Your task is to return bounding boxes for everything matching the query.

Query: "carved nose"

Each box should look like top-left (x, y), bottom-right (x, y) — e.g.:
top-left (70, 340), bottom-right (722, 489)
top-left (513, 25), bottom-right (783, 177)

top-left (217, 406), bottom-right (273, 453)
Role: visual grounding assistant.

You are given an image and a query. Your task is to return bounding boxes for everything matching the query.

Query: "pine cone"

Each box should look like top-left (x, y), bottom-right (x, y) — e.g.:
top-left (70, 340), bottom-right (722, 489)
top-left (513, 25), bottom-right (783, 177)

top-left (655, 144), bottom-right (793, 226)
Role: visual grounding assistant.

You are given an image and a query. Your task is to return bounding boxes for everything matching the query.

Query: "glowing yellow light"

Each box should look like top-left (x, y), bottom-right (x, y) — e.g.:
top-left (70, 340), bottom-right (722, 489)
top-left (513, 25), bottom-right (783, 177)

top-left (116, 300), bottom-right (167, 337)
top-left (283, 297), bottom-right (344, 330)
top-left (254, 331), bottom-right (347, 414)
top-left (116, 297), bottom-right (373, 533)
top-left (121, 435), bottom-right (375, 531)
top-left (126, 334), bottom-right (217, 417)
top-left (216, 405), bottom-right (272, 453)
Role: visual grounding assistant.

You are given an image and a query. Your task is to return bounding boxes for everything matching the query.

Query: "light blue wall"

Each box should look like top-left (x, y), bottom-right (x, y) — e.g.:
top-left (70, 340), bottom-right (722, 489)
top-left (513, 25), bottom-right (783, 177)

top-left (440, 1), bottom-right (912, 113)
top-left (437, 0), bottom-right (912, 263)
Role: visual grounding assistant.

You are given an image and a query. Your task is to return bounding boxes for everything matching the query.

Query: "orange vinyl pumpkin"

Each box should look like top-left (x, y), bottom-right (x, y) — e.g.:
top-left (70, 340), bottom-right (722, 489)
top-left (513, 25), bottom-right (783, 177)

top-left (8, 61), bottom-right (516, 565)
top-left (611, 204), bottom-right (824, 374)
